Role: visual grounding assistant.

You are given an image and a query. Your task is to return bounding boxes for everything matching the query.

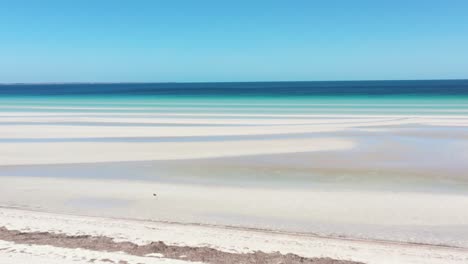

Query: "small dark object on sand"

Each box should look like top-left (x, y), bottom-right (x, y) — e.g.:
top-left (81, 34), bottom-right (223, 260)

top-left (153, 193), bottom-right (157, 197)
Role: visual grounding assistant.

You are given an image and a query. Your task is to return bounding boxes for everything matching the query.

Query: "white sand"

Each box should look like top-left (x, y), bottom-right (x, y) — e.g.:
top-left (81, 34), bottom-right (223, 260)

top-left (1, 110), bottom-right (468, 264)
top-left (0, 112), bottom-right (467, 141)
top-left (2, 111), bottom-right (468, 118)
top-left (1, 116), bottom-right (468, 139)
top-left (1, 207), bottom-right (467, 264)
top-left (1, 176), bottom-right (468, 248)
top-left (0, 114), bottom-right (467, 123)
top-left (1, 112), bottom-right (467, 167)
top-left (0, 138), bottom-right (354, 165)
top-left (0, 116), bottom-right (393, 125)
top-left (0, 239), bottom-right (197, 264)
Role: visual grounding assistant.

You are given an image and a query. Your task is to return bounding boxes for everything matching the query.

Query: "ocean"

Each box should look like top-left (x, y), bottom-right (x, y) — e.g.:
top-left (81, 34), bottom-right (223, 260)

top-left (1, 80), bottom-right (468, 116)
top-left (2, 80), bottom-right (468, 96)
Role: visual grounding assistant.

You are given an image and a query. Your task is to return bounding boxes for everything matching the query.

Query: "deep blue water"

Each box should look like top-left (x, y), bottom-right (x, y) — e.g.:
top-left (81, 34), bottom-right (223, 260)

top-left (1, 80), bottom-right (468, 96)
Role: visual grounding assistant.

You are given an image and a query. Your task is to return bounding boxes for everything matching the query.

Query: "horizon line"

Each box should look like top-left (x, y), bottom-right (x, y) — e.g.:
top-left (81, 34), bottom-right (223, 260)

top-left (1, 78), bottom-right (468, 85)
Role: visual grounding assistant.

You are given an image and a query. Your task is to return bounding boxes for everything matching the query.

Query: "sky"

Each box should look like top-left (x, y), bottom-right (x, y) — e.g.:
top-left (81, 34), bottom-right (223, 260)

top-left (1, 0), bottom-right (468, 83)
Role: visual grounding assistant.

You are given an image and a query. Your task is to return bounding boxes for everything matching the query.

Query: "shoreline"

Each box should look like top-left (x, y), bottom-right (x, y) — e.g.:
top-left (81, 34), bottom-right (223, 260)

top-left (2, 175), bottom-right (468, 249)
top-left (0, 226), bottom-right (360, 264)
top-left (2, 207), bottom-right (468, 264)
top-left (2, 205), bottom-right (467, 252)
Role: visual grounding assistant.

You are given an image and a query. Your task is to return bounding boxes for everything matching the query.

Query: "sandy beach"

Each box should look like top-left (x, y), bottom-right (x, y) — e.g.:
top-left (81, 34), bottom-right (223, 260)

top-left (1, 207), bottom-right (468, 264)
top-left (1, 99), bottom-right (468, 263)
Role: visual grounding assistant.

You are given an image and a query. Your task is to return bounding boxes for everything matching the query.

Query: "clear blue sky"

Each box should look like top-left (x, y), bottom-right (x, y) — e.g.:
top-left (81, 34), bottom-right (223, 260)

top-left (1, 0), bottom-right (468, 83)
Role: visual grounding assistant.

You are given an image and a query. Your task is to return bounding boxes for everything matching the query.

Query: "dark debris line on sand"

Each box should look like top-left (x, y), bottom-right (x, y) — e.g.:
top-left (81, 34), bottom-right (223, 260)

top-left (0, 227), bottom-right (364, 264)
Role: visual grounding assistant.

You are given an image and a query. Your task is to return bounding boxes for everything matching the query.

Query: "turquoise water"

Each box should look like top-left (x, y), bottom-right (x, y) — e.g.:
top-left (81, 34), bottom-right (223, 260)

top-left (1, 80), bottom-right (468, 115)
top-left (1, 95), bottom-right (468, 116)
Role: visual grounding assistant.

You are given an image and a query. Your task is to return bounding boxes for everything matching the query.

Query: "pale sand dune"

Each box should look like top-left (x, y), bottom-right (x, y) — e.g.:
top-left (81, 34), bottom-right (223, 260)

top-left (1, 207), bottom-right (467, 264)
